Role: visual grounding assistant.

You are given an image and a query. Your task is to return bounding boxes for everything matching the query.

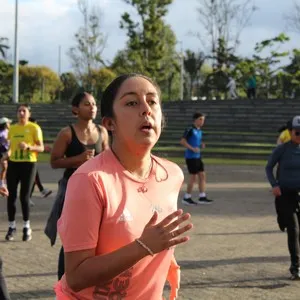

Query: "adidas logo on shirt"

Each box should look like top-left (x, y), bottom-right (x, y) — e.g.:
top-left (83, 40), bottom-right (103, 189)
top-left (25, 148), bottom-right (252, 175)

top-left (118, 208), bottom-right (133, 222)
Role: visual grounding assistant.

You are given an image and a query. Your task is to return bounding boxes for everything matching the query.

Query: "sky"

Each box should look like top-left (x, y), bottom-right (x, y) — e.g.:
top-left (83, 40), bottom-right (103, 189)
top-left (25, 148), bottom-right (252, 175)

top-left (0, 0), bottom-right (299, 74)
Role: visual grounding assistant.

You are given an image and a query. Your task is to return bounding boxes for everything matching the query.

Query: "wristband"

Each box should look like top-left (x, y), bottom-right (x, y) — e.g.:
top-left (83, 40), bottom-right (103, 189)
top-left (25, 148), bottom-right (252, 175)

top-left (135, 239), bottom-right (154, 256)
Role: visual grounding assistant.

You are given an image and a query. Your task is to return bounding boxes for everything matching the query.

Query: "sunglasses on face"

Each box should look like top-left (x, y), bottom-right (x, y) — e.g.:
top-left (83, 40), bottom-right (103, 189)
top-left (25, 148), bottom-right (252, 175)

top-left (295, 131), bottom-right (300, 136)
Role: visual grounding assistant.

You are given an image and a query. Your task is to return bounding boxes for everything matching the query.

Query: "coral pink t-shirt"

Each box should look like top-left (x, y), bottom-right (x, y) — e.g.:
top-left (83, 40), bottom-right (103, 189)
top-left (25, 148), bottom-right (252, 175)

top-left (56, 149), bottom-right (184, 300)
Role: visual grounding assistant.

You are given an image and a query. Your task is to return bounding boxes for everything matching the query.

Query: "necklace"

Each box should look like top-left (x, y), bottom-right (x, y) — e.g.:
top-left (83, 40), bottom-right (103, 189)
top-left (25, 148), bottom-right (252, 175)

top-left (132, 159), bottom-right (153, 193)
top-left (129, 158), bottom-right (153, 181)
top-left (111, 148), bottom-right (153, 193)
top-left (111, 148), bottom-right (166, 214)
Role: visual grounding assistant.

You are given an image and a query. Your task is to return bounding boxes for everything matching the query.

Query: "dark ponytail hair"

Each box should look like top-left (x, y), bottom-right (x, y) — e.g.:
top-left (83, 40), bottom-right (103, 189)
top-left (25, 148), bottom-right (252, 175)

top-left (71, 92), bottom-right (90, 115)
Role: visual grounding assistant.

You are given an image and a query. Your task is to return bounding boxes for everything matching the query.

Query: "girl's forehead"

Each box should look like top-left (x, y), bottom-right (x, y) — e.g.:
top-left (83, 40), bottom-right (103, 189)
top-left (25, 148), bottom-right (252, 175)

top-left (116, 77), bottom-right (158, 97)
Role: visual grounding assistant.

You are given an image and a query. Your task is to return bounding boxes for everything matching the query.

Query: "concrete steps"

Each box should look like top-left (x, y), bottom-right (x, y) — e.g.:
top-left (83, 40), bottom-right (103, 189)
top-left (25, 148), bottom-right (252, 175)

top-left (1, 99), bottom-right (295, 161)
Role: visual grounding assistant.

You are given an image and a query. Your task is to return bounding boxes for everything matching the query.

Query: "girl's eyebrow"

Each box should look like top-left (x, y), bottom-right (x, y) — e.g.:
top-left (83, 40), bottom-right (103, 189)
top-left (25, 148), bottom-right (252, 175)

top-left (119, 91), bottom-right (158, 100)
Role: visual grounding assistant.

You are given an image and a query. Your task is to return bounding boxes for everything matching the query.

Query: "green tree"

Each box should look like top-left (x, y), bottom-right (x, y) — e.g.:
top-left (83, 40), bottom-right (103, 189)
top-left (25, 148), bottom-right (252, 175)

top-left (60, 72), bottom-right (80, 103)
top-left (0, 37), bottom-right (9, 58)
top-left (202, 37), bottom-right (241, 98)
top-left (279, 49), bottom-right (300, 98)
top-left (253, 33), bottom-right (290, 98)
top-left (195, 0), bottom-right (257, 98)
top-left (111, 49), bottom-right (135, 75)
top-left (19, 66), bottom-right (62, 103)
top-left (119, 0), bottom-right (179, 100)
top-left (0, 38), bottom-right (11, 103)
top-left (81, 67), bottom-right (116, 100)
top-left (0, 60), bottom-right (13, 103)
top-left (232, 33), bottom-right (290, 99)
top-left (68, 0), bottom-right (107, 90)
top-left (184, 50), bottom-right (206, 98)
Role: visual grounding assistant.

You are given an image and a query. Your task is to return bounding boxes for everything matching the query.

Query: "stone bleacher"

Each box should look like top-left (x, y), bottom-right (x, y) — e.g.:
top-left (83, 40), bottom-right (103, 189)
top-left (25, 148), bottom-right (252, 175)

top-left (0, 99), bottom-right (297, 161)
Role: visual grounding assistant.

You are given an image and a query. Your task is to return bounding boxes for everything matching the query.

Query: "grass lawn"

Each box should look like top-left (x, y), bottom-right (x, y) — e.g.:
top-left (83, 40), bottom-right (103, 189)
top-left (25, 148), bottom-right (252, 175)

top-left (169, 157), bottom-right (266, 166)
top-left (156, 141), bottom-right (274, 148)
top-left (161, 129), bottom-right (277, 137)
top-left (153, 146), bottom-right (271, 154)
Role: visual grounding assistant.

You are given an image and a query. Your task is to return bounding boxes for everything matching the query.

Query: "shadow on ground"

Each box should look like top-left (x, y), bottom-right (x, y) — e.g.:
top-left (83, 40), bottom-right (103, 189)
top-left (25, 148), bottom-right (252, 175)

top-left (179, 256), bottom-right (290, 269)
top-left (10, 289), bottom-right (54, 299)
top-left (6, 272), bottom-right (56, 279)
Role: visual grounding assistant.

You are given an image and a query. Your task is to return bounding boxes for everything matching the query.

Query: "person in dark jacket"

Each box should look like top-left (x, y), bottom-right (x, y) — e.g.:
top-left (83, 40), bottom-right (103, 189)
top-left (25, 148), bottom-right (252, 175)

top-left (266, 115), bottom-right (300, 280)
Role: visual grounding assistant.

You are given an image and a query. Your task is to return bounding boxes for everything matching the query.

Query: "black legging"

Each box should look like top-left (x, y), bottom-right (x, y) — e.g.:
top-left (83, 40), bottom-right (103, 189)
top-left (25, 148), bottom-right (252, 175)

top-left (30, 170), bottom-right (44, 197)
top-left (287, 211), bottom-right (300, 269)
top-left (58, 246), bottom-right (64, 280)
top-left (6, 161), bottom-right (36, 222)
top-left (0, 257), bottom-right (10, 300)
top-left (278, 189), bottom-right (300, 271)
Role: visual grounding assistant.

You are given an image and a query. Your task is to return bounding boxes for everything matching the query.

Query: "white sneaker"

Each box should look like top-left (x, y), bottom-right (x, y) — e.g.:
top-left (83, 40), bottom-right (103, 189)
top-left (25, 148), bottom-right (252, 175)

top-left (41, 189), bottom-right (52, 198)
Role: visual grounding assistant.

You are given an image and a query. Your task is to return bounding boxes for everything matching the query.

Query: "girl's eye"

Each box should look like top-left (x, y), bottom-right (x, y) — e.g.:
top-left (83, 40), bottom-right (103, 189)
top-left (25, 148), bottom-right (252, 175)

top-left (126, 101), bottom-right (138, 106)
top-left (148, 99), bottom-right (157, 105)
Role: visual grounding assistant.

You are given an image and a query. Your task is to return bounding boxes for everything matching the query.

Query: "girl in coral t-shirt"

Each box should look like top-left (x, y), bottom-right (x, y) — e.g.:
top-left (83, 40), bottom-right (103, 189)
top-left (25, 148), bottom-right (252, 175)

top-left (55, 73), bottom-right (193, 300)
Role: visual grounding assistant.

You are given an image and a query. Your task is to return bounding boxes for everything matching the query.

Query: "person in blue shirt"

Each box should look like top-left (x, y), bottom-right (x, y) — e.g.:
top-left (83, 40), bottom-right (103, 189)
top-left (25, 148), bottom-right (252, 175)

top-left (180, 112), bottom-right (213, 205)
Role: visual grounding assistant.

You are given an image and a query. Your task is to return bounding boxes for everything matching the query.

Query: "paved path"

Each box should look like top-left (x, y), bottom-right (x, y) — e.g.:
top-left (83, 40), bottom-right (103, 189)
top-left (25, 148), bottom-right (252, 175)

top-left (0, 164), bottom-right (298, 300)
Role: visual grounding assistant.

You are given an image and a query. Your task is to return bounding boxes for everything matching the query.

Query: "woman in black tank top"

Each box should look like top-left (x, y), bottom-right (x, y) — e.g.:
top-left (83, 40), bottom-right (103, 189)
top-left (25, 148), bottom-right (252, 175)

top-left (51, 92), bottom-right (108, 172)
top-left (63, 124), bottom-right (103, 179)
top-left (45, 92), bottom-right (109, 280)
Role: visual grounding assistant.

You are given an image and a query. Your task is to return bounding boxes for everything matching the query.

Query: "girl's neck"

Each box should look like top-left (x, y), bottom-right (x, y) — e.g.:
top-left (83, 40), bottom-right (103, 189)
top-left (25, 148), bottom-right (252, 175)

top-left (18, 120), bottom-right (28, 126)
top-left (111, 142), bottom-right (152, 179)
top-left (75, 119), bottom-right (94, 131)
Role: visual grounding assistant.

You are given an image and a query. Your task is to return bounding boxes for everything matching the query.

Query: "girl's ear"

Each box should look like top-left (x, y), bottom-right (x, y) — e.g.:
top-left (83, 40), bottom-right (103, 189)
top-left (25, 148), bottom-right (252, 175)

top-left (102, 117), bottom-right (114, 131)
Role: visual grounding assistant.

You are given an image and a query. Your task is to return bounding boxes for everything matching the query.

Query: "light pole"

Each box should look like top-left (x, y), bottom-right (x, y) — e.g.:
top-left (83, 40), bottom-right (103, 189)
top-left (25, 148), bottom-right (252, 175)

top-left (12, 0), bottom-right (19, 104)
top-left (58, 45), bottom-right (62, 102)
top-left (58, 45), bottom-right (61, 76)
top-left (178, 41), bottom-right (184, 101)
top-left (180, 52), bottom-right (184, 101)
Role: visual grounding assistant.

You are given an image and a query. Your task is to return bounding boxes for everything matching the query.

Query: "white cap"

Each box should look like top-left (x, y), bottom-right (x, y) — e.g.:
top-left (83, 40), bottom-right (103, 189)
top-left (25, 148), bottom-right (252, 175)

top-left (0, 117), bottom-right (12, 125)
top-left (292, 116), bottom-right (300, 130)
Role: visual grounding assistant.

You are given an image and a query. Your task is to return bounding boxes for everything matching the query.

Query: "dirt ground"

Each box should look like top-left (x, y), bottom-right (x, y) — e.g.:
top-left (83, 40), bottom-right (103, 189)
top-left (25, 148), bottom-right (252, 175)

top-left (0, 163), bottom-right (299, 300)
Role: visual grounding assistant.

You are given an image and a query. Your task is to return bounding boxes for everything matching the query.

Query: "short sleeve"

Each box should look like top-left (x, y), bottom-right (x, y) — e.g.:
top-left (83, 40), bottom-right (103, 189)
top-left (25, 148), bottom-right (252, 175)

top-left (3, 129), bottom-right (8, 140)
top-left (58, 172), bottom-right (105, 252)
top-left (182, 128), bottom-right (192, 139)
top-left (34, 125), bottom-right (43, 143)
top-left (7, 128), bottom-right (11, 141)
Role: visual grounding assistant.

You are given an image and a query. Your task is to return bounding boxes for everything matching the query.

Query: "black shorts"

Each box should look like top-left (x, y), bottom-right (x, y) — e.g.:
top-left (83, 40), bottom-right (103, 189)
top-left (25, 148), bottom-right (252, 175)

top-left (186, 158), bottom-right (204, 174)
